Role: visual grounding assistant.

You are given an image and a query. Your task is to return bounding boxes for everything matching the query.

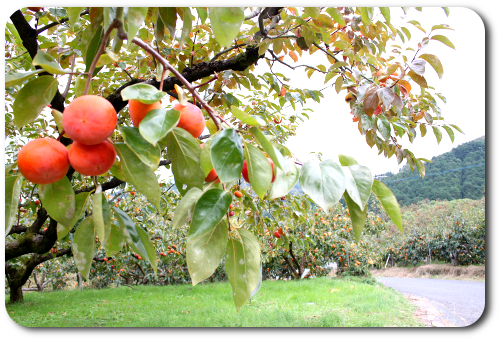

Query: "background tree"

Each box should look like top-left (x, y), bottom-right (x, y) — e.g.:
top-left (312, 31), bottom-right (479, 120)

top-left (5, 6), bottom-right (456, 308)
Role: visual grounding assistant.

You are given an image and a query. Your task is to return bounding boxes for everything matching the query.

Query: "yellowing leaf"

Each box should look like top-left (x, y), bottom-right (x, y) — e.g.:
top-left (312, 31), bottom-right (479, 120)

top-left (288, 51), bottom-right (298, 62)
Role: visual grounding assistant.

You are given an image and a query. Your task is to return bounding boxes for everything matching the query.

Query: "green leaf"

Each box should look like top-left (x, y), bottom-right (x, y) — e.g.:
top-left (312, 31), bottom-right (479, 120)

top-left (114, 143), bottom-right (161, 210)
top-left (13, 76), bottom-right (58, 128)
top-left (39, 176), bottom-right (75, 227)
top-left (57, 191), bottom-right (92, 240)
top-left (249, 127), bottom-right (286, 171)
top-left (158, 7), bottom-right (177, 38)
top-left (299, 160), bottom-right (346, 212)
top-left (119, 126), bottom-right (161, 170)
top-left (379, 7), bottom-right (390, 23)
top-left (68, 7), bottom-right (84, 30)
top-left (208, 7), bottom-right (245, 48)
top-left (127, 8), bottom-right (148, 46)
top-left (72, 217), bottom-right (96, 281)
top-left (104, 221), bottom-right (126, 257)
top-left (341, 165), bottom-right (373, 210)
top-left (85, 26), bottom-right (104, 76)
top-left (268, 159), bottom-right (300, 200)
top-left (371, 179), bottom-right (402, 232)
top-left (210, 129), bottom-right (244, 183)
top-left (326, 8), bottom-right (345, 26)
top-left (121, 83), bottom-right (166, 104)
top-left (166, 127), bottom-right (205, 189)
top-left (231, 106), bottom-right (265, 126)
top-left (343, 192), bottom-right (367, 242)
top-left (5, 175), bottom-right (23, 235)
top-left (113, 207), bottom-right (157, 274)
top-left (420, 123), bottom-right (427, 137)
top-left (225, 228), bottom-right (261, 311)
top-left (450, 124), bottom-right (464, 134)
top-left (5, 69), bottom-right (43, 88)
top-left (442, 7), bottom-right (450, 17)
top-left (432, 126), bottom-right (442, 144)
top-left (418, 54), bottom-right (443, 79)
top-left (359, 7), bottom-right (374, 25)
top-left (334, 76), bottom-right (343, 93)
top-left (139, 109), bottom-right (180, 147)
top-left (430, 35), bottom-right (455, 49)
top-left (172, 187), bottom-right (203, 229)
top-left (32, 50), bottom-right (70, 74)
top-left (179, 8), bottom-right (193, 50)
top-left (191, 188), bottom-right (232, 237)
top-left (442, 125), bottom-right (455, 142)
top-left (377, 115), bottom-right (392, 140)
top-left (244, 142), bottom-right (272, 199)
top-left (338, 155), bottom-right (358, 166)
top-left (304, 7), bottom-right (321, 19)
top-left (187, 218), bottom-right (228, 286)
top-left (196, 7), bottom-right (208, 24)
top-left (92, 185), bottom-right (106, 244)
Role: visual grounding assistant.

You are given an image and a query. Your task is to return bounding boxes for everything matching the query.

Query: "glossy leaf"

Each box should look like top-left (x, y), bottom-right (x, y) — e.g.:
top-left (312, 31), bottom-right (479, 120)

top-left (92, 185), bottom-right (106, 244)
top-left (13, 76), bottom-right (58, 128)
top-left (32, 50), bottom-right (70, 74)
top-left (119, 126), bottom-right (161, 170)
top-left (343, 192), bottom-right (368, 242)
top-left (200, 136), bottom-right (214, 177)
top-left (231, 106), bottom-right (265, 126)
top-left (225, 228), bottom-right (261, 311)
top-left (342, 165), bottom-right (373, 210)
top-left (191, 189), bottom-right (232, 240)
top-left (179, 8), bottom-right (193, 50)
top-left (210, 128), bottom-right (244, 183)
top-left (5, 69), bottom-right (43, 88)
top-left (158, 7), bottom-right (177, 38)
top-left (359, 7), bottom-right (374, 25)
top-left (268, 159), bottom-right (300, 200)
top-left (326, 8), bottom-right (345, 26)
top-left (249, 127), bottom-right (286, 171)
top-left (187, 219), bottom-right (228, 286)
top-left (409, 59), bottom-right (426, 76)
top-left (114, 143), bottom-right (161, 210)
top-left (244, 142), bottom-right (272, 199)
top-left (68, 7), bottom-right (84, 29)
top-left (209, 7), bottom-right (245, 48)
top-left (372, 179), bottom-right (402, 231)
top-left (39, 176), bottom-right (75, 227)
top-left (127, 8), bottom-right (148, 46)
top-left (139, 109), bottom-right (180, 146)
top-left (72, 217), bottom-right (96, 281)
top-left (121, 83), bottom-right (166, 104)
top-left (338, 154), bottom-right (359, 166)
top-left (432, 126), bottom-right (442, 144)
top-left (408, 70), bottom-right (428, 88)
top-left (166, 127), bottom-right (205, 189)
top-left (57, 191), bottom-right (92, 240)
top-left (419, 54), bottom-right (443, 79)
top-left (377, 115), bottom-right (392, 140)
top-left (299, 160), bottom-right (346, 212)
top-left (5, 175), bottom-right (23, 235)
top-left (104, 221), bottom-right (126, 257)
top-left (113, 207), bottom-right (157, 274)
top-left (431, 34), bottom-right (455, 49)
top-left (172, 187), bottom-right (203, 229)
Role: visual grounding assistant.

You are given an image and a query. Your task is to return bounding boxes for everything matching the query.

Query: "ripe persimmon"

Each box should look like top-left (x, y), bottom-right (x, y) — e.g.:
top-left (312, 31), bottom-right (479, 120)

top-left (63, 95), bottom-right (117, 145)
top-left (173, 102), bottom-right (205, 138)
top-left (200, 143), bottom-right (219, 182)
top-left (68, 140), bottom-right (116, 176)
top-left (241, 158), bottom-right (276, 183)
top-left (234, 191), bottom-right (243, 198)
top-left (18, 138), bottom-right (70, 184)
top-left (128, 99), bottom-right (162, 127)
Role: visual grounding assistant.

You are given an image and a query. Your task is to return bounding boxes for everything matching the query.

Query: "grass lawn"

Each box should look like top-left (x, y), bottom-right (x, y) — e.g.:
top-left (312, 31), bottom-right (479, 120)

top-left (5, 276), bottom-right (423, 327)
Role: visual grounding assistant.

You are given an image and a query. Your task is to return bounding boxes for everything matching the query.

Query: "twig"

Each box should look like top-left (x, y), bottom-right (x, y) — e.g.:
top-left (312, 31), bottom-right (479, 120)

top-left (36, 9), bottom-right (90, 34)
top-left (211, 43), bottom-right (247, 62)
top-left (62, 54), bottom-right (76, 99)
top-left (245, 7), bottom-right (262, 20)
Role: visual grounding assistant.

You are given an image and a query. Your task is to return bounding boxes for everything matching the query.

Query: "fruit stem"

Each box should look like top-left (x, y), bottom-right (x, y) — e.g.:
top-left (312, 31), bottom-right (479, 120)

top-left (128, 35), bottom-right (223, 132)
top-left (56, 130), bottom-right (65, 141)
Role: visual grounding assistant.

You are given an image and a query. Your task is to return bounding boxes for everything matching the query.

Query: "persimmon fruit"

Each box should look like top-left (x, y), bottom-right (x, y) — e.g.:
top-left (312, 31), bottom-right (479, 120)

top-left (200, 143), bottom-right (219, 182)
top-left (242, 158), bottom-right (276, 183)
top-left (234, 191), bottom-right (243, 198)
top-left (18, 138), bottom-right (70, 184)
top-left (128, 99), bottom-right (162, 127)
top-left (173, 102), bottom-right (205, 138)
top-left (63, 95), bottom-right (117, 145)
top-left (27, 7), bottom-right (44, 12)
top-left (68, 140), bottom-right (116, 176)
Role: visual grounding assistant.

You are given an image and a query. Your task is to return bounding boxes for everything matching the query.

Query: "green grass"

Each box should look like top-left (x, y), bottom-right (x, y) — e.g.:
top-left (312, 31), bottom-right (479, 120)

top-left (5, 277), bottom-right (423, 327)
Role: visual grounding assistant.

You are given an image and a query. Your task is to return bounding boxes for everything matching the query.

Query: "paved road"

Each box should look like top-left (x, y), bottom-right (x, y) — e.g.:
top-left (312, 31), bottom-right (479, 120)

top-left (377, 277), bottom-right (485, 327)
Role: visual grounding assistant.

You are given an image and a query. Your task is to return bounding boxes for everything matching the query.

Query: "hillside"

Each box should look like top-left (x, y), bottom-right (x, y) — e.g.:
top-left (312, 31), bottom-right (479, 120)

top-left (377, 136), bottom-right (485, 206)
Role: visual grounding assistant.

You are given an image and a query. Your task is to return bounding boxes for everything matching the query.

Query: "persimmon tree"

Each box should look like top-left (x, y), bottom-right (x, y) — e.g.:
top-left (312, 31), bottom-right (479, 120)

top-left (5, 6), bottom-right (457, 309)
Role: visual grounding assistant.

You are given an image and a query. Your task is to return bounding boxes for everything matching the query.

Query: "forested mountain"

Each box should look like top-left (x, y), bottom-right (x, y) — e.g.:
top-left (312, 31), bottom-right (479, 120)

top-left (377, 136), bottom-right (485, 206)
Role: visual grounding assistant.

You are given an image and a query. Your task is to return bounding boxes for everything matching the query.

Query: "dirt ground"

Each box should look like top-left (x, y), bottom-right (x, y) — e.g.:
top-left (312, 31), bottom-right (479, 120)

top-left (370, 264), bottom-right (485, 282)
top-left (372, 264), bottom-right (485, 327)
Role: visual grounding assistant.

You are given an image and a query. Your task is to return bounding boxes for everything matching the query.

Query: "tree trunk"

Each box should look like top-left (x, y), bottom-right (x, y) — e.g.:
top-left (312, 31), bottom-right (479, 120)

top-left (451, 252), bottom-right (459, 266)
top-left (10, 286), bottom-right (23, 303)
top-left (77, 273), bottom-right (83, 290)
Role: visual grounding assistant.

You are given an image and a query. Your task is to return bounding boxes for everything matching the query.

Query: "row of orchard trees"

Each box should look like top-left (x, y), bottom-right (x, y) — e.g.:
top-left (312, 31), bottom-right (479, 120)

top-left (375, 198), bottom-right (485, 267)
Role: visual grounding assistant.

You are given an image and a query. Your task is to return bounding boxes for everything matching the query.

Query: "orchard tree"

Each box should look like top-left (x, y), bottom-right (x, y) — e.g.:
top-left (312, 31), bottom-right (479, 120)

top-left (5, 6), bottom-right (458, 309)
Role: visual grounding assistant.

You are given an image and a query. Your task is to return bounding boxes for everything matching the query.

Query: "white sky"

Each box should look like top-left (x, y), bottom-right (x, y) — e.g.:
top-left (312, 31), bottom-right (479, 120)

top-left (265, 7), bottom-right (485, 176)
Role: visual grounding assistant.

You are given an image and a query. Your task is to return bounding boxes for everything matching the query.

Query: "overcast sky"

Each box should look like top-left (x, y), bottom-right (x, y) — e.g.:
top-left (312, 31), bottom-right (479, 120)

top-left (261, 7), bottom-right (485, 176)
